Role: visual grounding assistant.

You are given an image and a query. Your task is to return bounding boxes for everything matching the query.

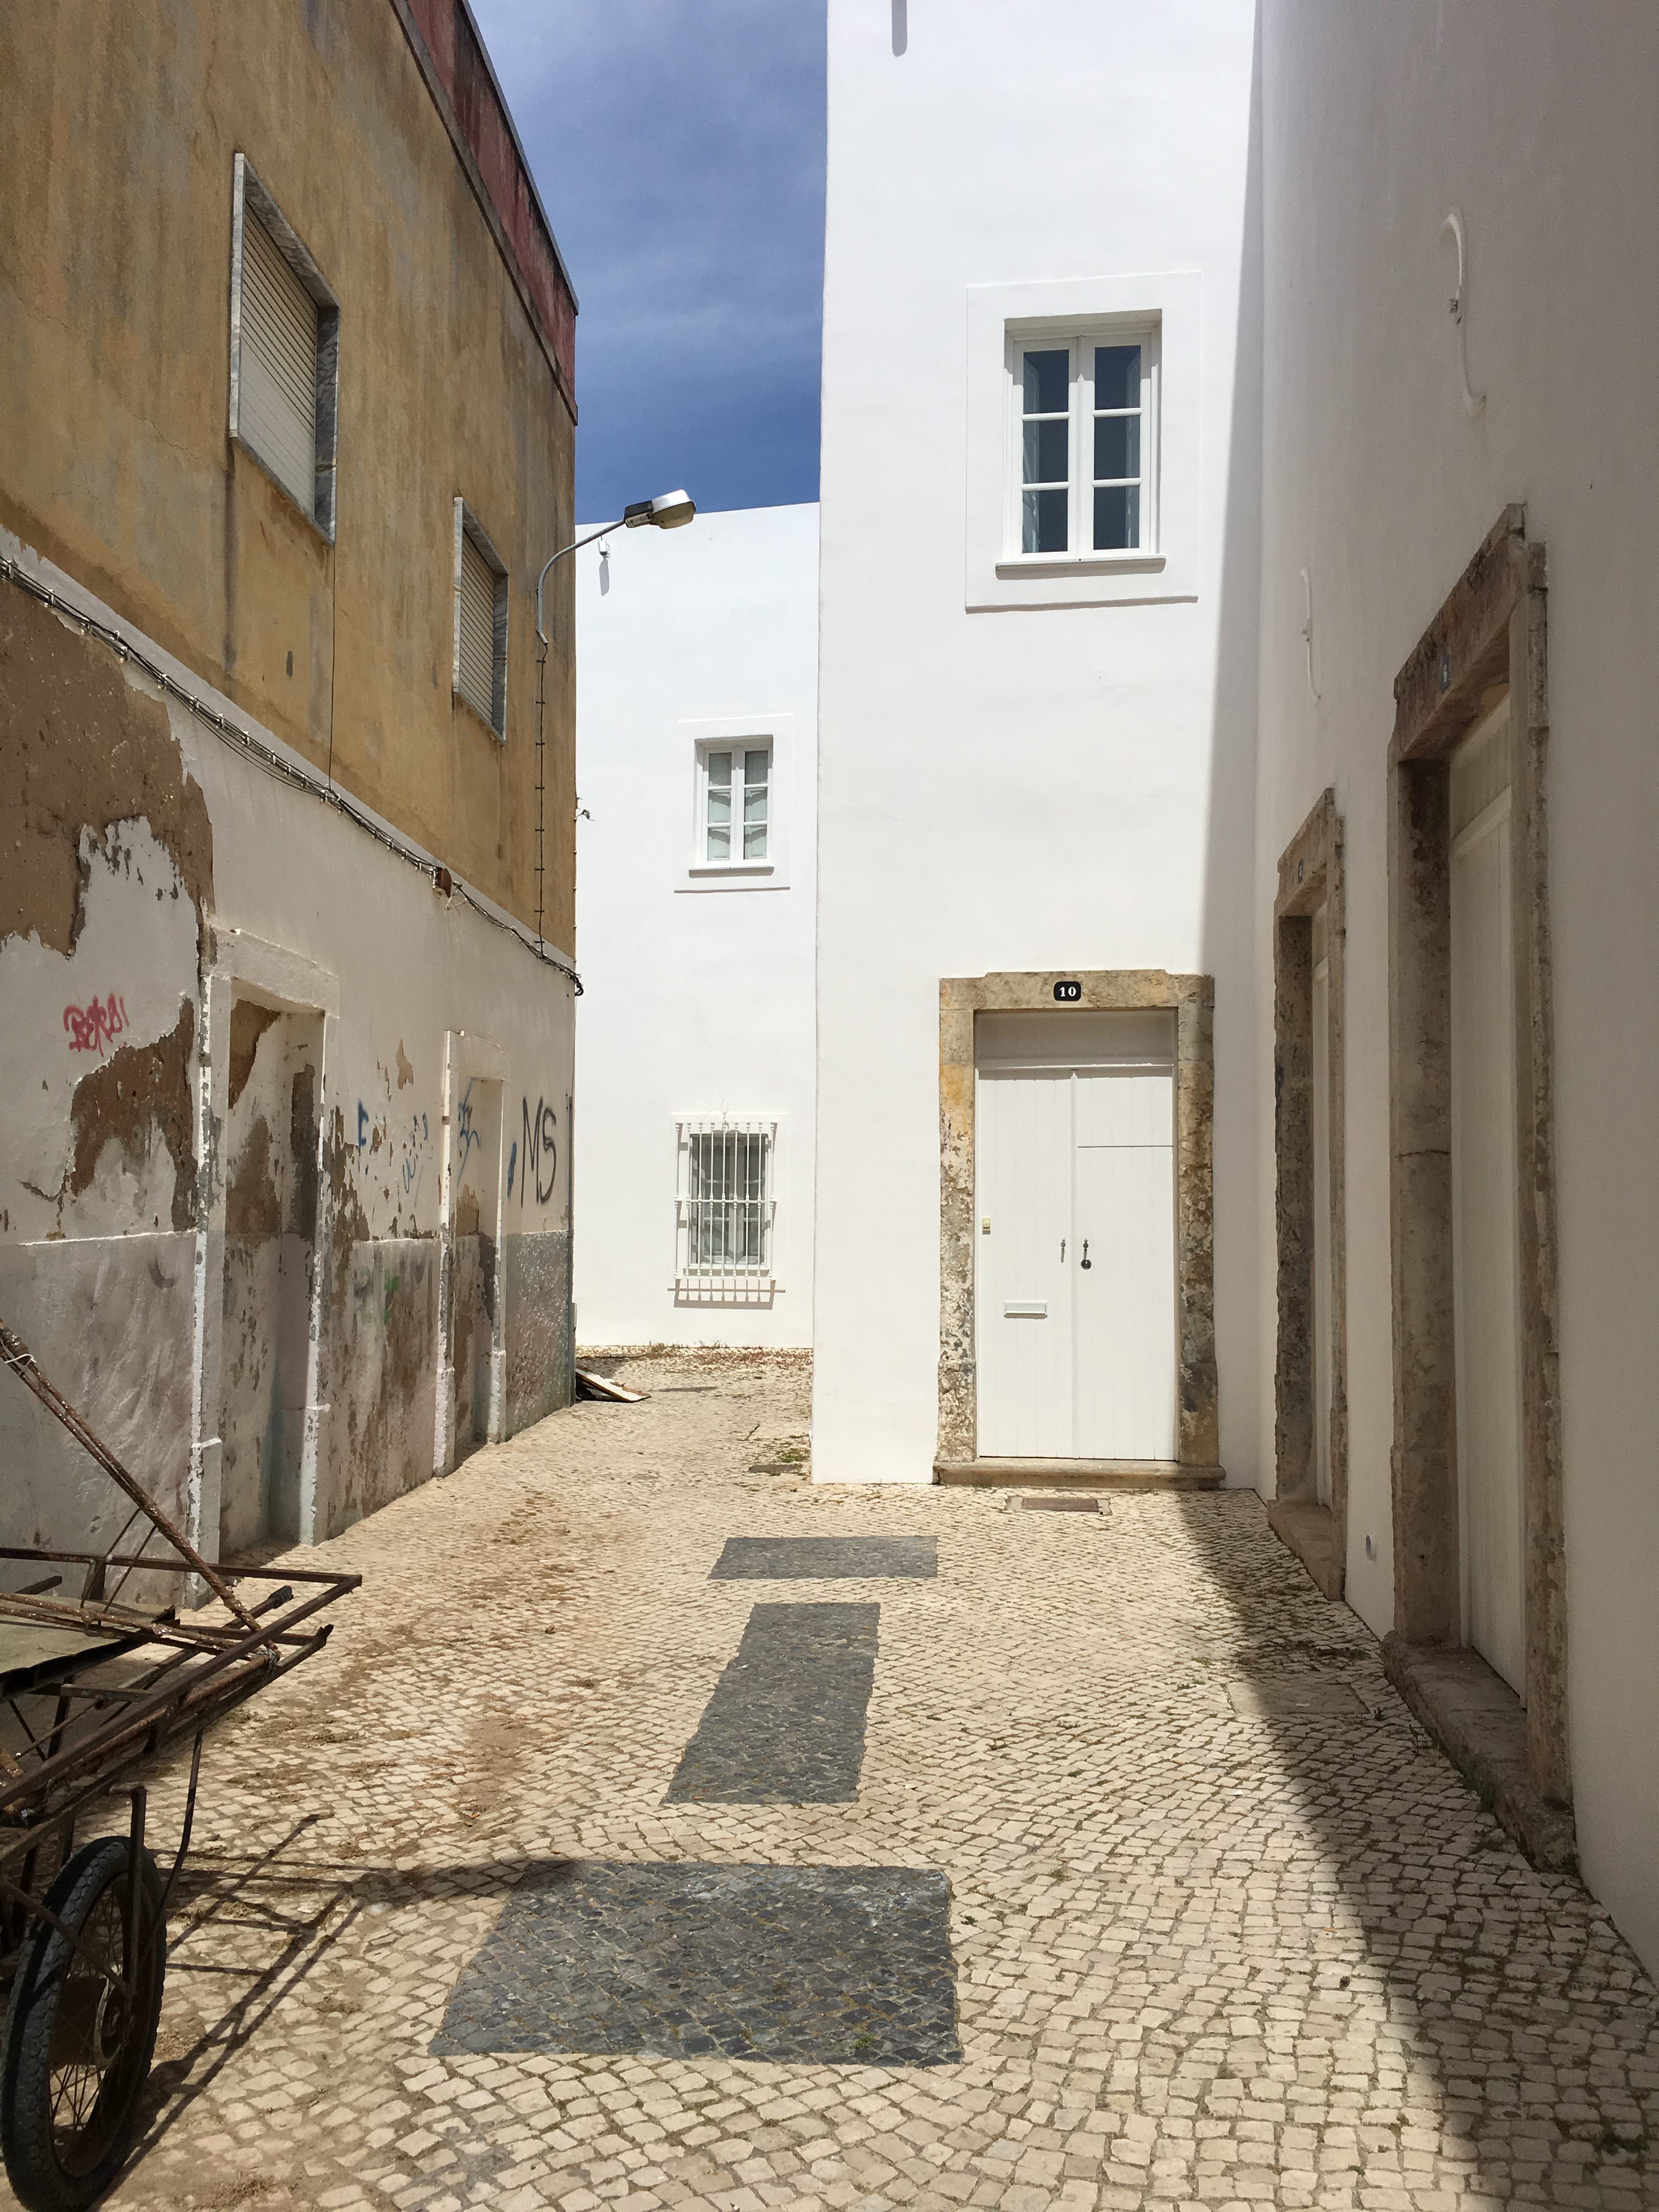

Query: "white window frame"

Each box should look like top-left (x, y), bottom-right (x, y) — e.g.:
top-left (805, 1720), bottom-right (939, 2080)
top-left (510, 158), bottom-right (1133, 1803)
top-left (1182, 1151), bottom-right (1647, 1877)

top-left (679, 715), bottom-right (792, 891)
top-left (452, 498), bottom-right (510, 741)
top-left (966, 272), bottom-right (1200, 610)
top-left (228, 153), bottom-right (340, 541)
top-left (1009, 326), bottom-right (1159, 563)
top-left (674, 1116), bottom-right (778, 1300)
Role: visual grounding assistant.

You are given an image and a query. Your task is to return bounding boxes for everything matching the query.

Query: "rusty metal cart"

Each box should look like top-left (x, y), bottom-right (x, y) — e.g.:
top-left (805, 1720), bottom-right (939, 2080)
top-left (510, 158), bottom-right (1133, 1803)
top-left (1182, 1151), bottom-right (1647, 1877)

top-left (0, 1321), bottom-right (359, 2211)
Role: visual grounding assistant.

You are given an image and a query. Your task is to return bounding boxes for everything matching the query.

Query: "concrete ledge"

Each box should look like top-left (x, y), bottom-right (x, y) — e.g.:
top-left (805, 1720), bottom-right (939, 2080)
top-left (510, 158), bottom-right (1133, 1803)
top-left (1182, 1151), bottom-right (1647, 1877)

top-left (1265, 1498), bottom-right (1344, 1599)
top-left (934, 1458), bottom-right (1225, 1492)
top-left (1383, 1637), bottom-right (1578, 1873)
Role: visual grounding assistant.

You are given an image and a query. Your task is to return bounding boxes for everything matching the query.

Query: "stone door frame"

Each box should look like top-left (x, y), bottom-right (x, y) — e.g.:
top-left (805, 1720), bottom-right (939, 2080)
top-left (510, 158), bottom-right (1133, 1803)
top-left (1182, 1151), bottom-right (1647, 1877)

top-left (192, 927), bottom-right (340, 1560)
top-left (1386, 504), bottom-right (1569, 1814)
top-left (934, 968), bottom-right (1219, 1476)
top-left (1269, 792), bottom-right (1348, 1597)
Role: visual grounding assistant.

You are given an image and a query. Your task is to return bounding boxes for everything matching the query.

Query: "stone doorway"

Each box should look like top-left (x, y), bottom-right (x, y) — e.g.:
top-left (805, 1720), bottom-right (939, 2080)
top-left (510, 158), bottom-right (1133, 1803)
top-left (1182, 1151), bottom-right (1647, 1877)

top-left (1270, 790), bottom-right (1348, 1597)
top-left (1384, 505), bottom-right (1570, 1858)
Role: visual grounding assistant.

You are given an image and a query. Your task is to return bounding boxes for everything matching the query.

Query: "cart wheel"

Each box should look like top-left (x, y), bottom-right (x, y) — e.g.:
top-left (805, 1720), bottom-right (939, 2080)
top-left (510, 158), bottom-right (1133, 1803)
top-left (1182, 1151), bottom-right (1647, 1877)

top-left (1, 1836), bottom-right (166, 2212)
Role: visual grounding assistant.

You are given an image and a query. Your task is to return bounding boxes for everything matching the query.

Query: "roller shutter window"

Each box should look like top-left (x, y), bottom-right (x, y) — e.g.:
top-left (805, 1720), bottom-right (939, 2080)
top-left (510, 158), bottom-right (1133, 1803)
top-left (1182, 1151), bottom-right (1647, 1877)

top-left (456, 527), bottom-right (501, 731)
top-left (240, 212), bottom-right (319, 514)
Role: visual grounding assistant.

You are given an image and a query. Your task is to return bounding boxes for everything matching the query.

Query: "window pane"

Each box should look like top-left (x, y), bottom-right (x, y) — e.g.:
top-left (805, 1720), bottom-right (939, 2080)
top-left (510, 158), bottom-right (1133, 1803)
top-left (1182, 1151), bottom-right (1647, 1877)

top-left (743, 819), bottom-right (767, 859)
top-left (1093, 413), bottom-right (1140, 482)
top-left (1093, 483), bottom-right (1141, 550)
top-left (1094, 344), bottom-right (1141, 409)
top-left (1022, 416), bottom-right (1068, 486)
top-left (1022, 487), bottom-right (1068, 555)
top-left (743, 784), bottom-right (768, 825)
top-left (706, 785), bottom-right (731, 826)
top-left (707, 822), bottom-right (731, 861)
top-left (743, 749), bottom-right (769, 787)
top-left (707, 751), bottom-right (731, 787)
top-left (1022, 348), bottom-right (1068, 416)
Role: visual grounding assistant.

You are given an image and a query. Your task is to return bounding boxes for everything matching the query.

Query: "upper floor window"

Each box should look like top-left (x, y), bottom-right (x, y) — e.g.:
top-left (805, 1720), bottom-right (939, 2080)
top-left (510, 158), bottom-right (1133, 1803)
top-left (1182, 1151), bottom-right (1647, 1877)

top-left (453, 499), bottom-right (509, 739)
top-left (701, 741), bottom-right (770, 865)
top-left (229, 155), bottom-right (340, 539)
top-left (1012, 329), bottom-right (1158, 560)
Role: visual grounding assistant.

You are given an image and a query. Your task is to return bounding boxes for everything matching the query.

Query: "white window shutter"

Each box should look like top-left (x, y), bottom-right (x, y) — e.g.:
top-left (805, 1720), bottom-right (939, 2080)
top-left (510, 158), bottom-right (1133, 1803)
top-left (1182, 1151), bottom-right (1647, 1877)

top-left (240, 213), bottom-right (318, 514)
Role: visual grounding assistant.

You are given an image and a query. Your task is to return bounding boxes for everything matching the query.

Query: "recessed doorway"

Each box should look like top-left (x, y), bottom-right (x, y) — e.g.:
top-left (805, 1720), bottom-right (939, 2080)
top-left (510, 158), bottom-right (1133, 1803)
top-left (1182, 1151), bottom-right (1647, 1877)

top-left (974, 1010), bottom-right (1177, 1462)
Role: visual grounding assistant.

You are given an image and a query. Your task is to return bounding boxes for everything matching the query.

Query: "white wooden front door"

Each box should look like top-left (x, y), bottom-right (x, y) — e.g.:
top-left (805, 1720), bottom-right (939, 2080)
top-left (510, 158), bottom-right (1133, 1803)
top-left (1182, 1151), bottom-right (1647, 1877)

top-left (1311, 905), bottom-right (1333, 1505)
top-left (976, 1012), bottom-right (1177, 1460)
top-left (1450, 701), bottom-right (1526, 1696)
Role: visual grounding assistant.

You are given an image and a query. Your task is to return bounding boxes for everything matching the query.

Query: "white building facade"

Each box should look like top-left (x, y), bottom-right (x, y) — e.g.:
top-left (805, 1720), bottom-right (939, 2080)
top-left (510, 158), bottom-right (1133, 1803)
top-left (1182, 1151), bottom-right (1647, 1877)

top-left (811, 0), bottom-right (1659, 1979)
top-left (573, 504), bottom-right (819, 1349)
top-left (814, 0), bottom-right (1263, 1489)
top-left (1252, 0), bottom-right (1659, 1982)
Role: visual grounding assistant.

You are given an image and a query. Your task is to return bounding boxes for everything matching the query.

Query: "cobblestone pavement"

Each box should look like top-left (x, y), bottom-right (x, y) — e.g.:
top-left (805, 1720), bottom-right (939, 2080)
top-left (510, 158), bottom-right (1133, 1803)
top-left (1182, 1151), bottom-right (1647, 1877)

top-left (19, 1348), bottom-right (1656, 2212)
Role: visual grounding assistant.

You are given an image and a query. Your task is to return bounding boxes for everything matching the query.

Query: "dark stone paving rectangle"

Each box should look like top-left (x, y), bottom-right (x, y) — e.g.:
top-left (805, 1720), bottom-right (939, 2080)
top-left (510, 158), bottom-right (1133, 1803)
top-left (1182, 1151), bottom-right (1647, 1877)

top-left (710, 1535), bottom-right (937, 1580)
top-left (431, 1860), bottom-right (961, 2065)
top-left (668, 1602), bottom-right (877, 1803)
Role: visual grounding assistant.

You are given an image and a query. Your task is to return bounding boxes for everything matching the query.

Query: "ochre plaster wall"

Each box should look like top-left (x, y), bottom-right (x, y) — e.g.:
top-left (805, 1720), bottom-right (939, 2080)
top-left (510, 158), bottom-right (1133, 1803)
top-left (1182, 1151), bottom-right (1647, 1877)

top-left (0, 0), bottom-right (575, 950)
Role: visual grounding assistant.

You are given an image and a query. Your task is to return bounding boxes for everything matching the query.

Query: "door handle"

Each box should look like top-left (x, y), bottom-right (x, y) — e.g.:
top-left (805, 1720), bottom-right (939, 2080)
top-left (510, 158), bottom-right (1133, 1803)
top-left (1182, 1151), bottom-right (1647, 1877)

top-left (1080, 1239), bottom-right (1091, 1270)
top-left (1060, 1238), bottom-right (1065, 1262)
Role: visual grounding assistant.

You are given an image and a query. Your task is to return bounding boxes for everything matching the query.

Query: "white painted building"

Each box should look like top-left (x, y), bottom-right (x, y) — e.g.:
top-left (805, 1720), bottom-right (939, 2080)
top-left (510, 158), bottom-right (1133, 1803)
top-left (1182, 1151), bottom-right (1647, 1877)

top-left (808, 0), bottom-right (1659, 1979)
top-left (573, 503), bottom-right (818, 1349)
top-left (814, 0), bottom-right (1263, 1489)
top-left (1252, 0), bottom-right (1659, 1983)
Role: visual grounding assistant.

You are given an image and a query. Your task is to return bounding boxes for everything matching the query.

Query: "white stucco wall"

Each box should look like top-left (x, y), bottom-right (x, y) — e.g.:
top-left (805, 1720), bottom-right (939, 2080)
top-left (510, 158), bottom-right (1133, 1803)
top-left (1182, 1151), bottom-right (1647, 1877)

top-left (814, 0), bottom-right (1263, 1482)
top-left (573, 503), bottom-right (819, 1348)
top-left (1254, 0), bottom-right (1659, 1972)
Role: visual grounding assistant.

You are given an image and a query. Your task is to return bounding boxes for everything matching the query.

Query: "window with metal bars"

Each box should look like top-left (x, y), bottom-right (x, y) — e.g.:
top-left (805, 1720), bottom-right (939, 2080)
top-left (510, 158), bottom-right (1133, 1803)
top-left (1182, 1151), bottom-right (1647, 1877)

top-left (229, 154), bottom-right (339, 537)
top-left (453, 499), bottom-right (509, 738)
top-left (675, 1119), bottom-right (776, 1296)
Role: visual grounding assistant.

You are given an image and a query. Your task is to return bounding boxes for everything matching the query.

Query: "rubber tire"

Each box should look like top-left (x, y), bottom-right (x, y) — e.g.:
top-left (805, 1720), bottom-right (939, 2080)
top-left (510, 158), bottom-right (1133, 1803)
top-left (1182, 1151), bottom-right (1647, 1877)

top-left (1, 1837), bottom-right (166, 2212)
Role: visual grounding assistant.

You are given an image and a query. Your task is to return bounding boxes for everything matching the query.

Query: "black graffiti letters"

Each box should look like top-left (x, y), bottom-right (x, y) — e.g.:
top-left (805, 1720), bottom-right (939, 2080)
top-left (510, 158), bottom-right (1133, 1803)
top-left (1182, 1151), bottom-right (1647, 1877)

top-left (521, 1094), bottom-right (558, 1206)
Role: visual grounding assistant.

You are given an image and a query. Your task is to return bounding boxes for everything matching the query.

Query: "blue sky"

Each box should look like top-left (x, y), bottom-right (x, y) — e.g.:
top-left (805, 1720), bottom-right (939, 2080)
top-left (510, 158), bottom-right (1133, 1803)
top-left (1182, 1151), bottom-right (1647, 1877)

top-left (471, 0), bottom-right (827, 523)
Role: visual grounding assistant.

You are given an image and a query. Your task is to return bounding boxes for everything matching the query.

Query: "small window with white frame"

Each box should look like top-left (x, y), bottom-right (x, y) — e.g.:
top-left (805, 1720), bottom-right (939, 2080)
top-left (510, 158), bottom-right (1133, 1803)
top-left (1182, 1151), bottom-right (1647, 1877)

top-left (675, 1118), bottom-right (776, 1298)
top-left (453, 498), bottom-right (509, 739)
top-left (229, 154), bottom-right (341, 538)
top-left (1010, 325), bottom-right (1158, 560)
top-left (698, 740), bottom-right (771, 867)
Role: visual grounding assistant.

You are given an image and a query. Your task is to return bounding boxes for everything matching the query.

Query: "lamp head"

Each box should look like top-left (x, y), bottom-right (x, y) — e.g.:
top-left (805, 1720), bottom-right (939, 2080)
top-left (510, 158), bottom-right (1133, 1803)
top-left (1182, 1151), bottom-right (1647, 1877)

top-left (620, 489), bottom-right (697, 531)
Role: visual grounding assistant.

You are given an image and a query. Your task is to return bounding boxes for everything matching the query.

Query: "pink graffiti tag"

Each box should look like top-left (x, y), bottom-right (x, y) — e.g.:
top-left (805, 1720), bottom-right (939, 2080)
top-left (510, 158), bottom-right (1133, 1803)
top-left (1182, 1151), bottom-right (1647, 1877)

top-left (63, 994), bottom-right (129, 1055)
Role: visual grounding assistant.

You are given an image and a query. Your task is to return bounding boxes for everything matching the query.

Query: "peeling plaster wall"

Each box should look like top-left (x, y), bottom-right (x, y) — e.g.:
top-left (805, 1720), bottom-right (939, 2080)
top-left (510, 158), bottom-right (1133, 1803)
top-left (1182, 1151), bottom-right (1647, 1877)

top-left (0, 566), bottom-right (575, 1566)
top-left (1254, 0), bottom-right (1659, 1972)
top-left (814, 0), bottom-right (1262, 1483)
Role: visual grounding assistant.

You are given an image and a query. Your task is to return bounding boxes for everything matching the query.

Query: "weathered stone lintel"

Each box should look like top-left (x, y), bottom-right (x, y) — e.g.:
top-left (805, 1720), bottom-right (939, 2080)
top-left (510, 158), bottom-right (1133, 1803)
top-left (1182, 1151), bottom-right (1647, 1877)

top-left (1383, 1637), bottom-right (1577, 1874)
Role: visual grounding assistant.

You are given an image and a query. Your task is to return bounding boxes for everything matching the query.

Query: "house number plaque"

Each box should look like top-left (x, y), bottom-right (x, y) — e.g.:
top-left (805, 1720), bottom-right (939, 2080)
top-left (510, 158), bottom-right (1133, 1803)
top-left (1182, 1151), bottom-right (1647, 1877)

top-left (1053, 979), bottom-right (1082, 1002)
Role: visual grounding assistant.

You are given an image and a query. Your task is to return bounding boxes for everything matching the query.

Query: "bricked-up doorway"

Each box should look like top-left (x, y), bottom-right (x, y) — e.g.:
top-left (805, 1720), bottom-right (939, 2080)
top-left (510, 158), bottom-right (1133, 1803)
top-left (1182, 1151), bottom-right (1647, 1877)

top-left (1271, 792), bottom-right (1347, 1598)
top-left (1385, 506), bottom-right (1571, 1848)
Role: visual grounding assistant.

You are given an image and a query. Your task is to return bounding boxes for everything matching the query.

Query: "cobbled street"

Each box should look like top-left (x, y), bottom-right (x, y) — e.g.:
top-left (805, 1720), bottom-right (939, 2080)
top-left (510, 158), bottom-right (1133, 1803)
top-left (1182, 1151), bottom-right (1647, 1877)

top-left (27, 1351), bottom-right (1659, 2212)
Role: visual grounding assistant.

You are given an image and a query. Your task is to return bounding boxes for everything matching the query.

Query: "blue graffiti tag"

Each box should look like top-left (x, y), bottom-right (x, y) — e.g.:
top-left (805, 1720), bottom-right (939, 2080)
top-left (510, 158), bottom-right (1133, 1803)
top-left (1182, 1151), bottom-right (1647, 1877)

top-left (357, 1101), bottom-right (369, 1150)
top-left (506, 1139), bottom-right (517, 1197)
top-left (456, 1080), bottom-right (483, 1173)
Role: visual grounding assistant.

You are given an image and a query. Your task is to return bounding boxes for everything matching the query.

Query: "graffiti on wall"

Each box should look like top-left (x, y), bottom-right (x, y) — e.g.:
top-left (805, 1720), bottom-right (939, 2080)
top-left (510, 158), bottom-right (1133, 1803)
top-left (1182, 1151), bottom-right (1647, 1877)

top-left (456, 1080), bottom-right (484, 1175)
top-left (63, 994), bottom-right (129, 1054)
top-left (506, 1094), bottom-right (558, 1206)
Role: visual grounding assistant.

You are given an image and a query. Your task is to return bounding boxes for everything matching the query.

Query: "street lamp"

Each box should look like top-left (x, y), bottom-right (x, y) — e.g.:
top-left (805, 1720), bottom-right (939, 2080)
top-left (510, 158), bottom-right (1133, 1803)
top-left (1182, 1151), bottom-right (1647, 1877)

top-left (534, 489), bottom-right (696, 647)
top-left (526, 489), bottom-right (697, 957)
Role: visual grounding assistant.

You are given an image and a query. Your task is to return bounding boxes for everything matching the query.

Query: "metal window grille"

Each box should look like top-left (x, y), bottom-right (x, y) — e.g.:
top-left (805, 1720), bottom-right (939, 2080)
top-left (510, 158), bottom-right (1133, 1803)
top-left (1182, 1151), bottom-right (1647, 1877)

top-left (675, 1118), bottom-right (776, 1298)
